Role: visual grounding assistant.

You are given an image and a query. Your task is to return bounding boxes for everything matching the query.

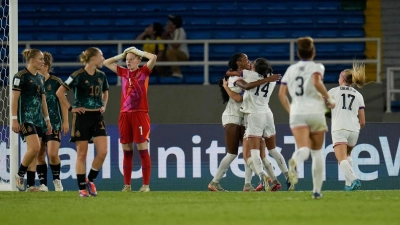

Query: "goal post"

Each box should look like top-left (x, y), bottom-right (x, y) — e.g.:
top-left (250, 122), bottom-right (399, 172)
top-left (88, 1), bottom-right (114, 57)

top-left (0, 0), bottom-right (18, 191)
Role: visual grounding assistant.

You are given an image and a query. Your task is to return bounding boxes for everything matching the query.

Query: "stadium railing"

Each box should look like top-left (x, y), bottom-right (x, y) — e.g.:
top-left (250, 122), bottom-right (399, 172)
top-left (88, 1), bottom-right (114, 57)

top-left (18, 38), bottom-right (381, 85)
top-left (386, 67), bottom-right (400, 113)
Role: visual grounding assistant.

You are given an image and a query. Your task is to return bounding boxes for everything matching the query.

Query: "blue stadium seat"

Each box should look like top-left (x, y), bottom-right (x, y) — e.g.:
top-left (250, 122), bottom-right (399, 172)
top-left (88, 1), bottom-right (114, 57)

top-left (64, 5), bottom-right (86, 13)
top-left (237, 45), bottom-right (262, 54)
top-left (264, 31), bottom-right (287, 39)
top-left (90, 6), bottom-right (113, 13)
top-left (315, 2), bottom-right (340, 11)
top-left (31, 46), bottom-right (59, 55)
top-left (19, 19), bottom-right (35, 27)
top-left (63, 20), bottom-right (86, 26)
top-left (291, 18), bottom-right (314, 25)
top-left (36, 33), bottom-right (59, 40)
top-left (190, 3), bottom-right (213, 11)
top-left (115, 5), bottom-right (137, 12)
top-left (89, 19), bottom-right (112, 26)
top-left (266, 3), bottom-right (289, 11)
top-left (240, 3), bottom-right (263, 11)
top-left (341, 43), bottom-right (365, 52)
top-left (38, 19), bottom-right (60, 26)
top-left (113, 19), bottom-right (136, 26)
top-left (214, 31), bottom-right (237, 39)
top-left (316, 17), bottom-right (339, 25)
top-left (216, 4), bottom-right (238, 11)
top-left (239, 31), bottom-right (262, 39)
top-left (159, 77), bottom-right (183, 84)
top-left (240, 18), bottom-right (262, 26)
top-left (111, 33), bottom-right (135, 40)
top-left (265, 18), bottom-right (288, 26)
top-left (186, 31), bottom-right (212, 39)
top-left (39, 6), bottom-right (62, 12)
top-left (87, 33), bottom-right (110, 40)
top-left (19, 5), bottom-right (38, 13)
top-left (341, 30), bottom-right (364, 38)
top-left (315, 30), bottom-right (339, 38)
top-left (342, 17), bottom-right (365, 25)
top-left (19, 33), bottom-right (33, 41)
top-left (189, 18), bottom-right (212, 26)
top-left (61, 33), bottom-right (86, 40)
top-left (291, 3), bottom-right (314, 11)
top-left (140, 4), bottom-right (162, 12)
top-left (316, 44), bottom-right (339, 53)
top-left (166, 4), bottom-right (188, 11)
top-left (215, 18), bottom-right (236, 26)
top-left (289, 30), bottom-right (315, 38)
top-left (139, 19), bottom-right (157, 26)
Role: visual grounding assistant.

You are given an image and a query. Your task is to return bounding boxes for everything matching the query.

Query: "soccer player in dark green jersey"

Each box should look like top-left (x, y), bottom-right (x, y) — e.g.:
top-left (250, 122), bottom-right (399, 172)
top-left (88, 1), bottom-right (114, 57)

top-left (12, 49), bottom-right (52, 192)
top-left (57, 47), bottom-right (109, 197)
top-left (36, 52), bottom-right (69, 192)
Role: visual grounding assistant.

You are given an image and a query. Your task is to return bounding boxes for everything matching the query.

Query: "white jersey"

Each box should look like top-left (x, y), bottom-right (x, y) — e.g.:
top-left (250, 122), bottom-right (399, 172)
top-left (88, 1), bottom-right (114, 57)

top-left (240, 70), bottom-right (276, 114)
top-left (281, 61), bottom-right (326, 115)
top-left (328, 86), bottom-right (365, 132)
top-left (222, 76), bottom-right (244, 118)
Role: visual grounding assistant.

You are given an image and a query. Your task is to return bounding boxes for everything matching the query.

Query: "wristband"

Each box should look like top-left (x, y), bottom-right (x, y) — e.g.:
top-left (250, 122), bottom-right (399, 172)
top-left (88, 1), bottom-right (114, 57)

top-left (44, 116), bottom-right (50, 121)
top-left (68, 106), bottom-right (72, 111)
top-left (11, 116), bottom-right (17, 120)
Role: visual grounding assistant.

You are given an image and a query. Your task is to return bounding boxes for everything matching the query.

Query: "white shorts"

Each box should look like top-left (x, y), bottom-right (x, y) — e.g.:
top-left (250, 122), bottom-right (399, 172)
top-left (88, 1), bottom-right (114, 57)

top-left (290, 113), bottom-right (327, 133)
top-left (332, 130), bottom-right (359, 147)
top-left (244, 111), bottom-right (276, 138)
top-left (222, 115), bottom-right (243, 126)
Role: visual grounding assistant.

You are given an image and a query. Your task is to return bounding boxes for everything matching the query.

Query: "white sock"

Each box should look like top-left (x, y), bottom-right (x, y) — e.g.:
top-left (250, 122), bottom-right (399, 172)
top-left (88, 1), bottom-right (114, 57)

top-left (345, 156), bottom-right (354, 186)
top-left (269, 148), bottom-right (289, 174)
top-left (311, 150), bottom-right (324, 193)
top-left (212, 153), bottom-right (237, 183)
top-left (339, 160), bottom-right (356, 184)
top-left (292, 146), bottom-right (310, 165)
top-left (262, 157), bottom-right (277, 180)
top-left (244, 162), bottom-right (253, 184)
top-left (250, 149), bottom-right (265, 176)
top-left (247, 158), bottom-right (261, 181)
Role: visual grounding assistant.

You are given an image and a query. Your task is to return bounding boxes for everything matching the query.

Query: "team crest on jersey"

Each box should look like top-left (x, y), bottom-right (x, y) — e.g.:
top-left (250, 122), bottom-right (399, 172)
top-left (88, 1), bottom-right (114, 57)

top-left (47, 85), bottom-right (52, 91)
top-left (27, 126), bottom-right (32, 132)
top-left (98, 78), bottom-right (102, 84)
top-left (75, 130), bottom-right (81, 137)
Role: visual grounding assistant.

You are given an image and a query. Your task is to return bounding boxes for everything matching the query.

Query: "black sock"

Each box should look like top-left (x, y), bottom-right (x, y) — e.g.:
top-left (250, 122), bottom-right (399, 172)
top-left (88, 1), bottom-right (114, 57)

top-left (36, 164), bottom-right (47, 185)
top-left (88, 168), bottom-right (99, 182)
top-left (17, 164), bottom-right (28, 177)
top-left (50, 163), bottom-right (61, 180)
top-left (26, 171), bottom-right (36, 187)
top-left (77, 174), bottom-right (86, 190)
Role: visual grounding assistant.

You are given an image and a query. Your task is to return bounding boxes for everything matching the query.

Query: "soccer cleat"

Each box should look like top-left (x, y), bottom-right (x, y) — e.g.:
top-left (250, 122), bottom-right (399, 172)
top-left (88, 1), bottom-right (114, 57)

top-left (255, 182), bottom-right (263, 192)
top-left (38, 184), bottom-right (49, 192)
top-left (139, 185), bottom-right (150, 192)
top-left (53, 179), bottom-right (63, 192)
top-left (121, 185), bottom-right (132, 192)
top-left (243, 183), bottom-right (255, 192)
top-left (288, 159), bottom-right (298, 186)
top-left (270, 180), bottom-right (282, 192)
top-left (25, 185), bottom-right (39, 192)
top-left (255, 174), bottom-right (271, 192)
top-left (15, 174), bottom-right (25, 191)
top-left (85, 178), bottom-right (97, 196)
top-left (344, 185), bottom-right (352, 191)
top-left (350, 179), bottom-right (361, 190)
top-left (312, 192), bottom-right (323, 199)
top-left (208, 181), bottom-right (226, 192)
top-left (79, 189), bottom-right (90, 197)
top-left (286, 177), bottom-right (295, 191)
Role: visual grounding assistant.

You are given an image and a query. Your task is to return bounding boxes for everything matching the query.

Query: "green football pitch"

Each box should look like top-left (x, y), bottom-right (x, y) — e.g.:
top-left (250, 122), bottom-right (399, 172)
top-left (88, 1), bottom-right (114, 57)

top-left (1, 190), bottom-right (399, 225)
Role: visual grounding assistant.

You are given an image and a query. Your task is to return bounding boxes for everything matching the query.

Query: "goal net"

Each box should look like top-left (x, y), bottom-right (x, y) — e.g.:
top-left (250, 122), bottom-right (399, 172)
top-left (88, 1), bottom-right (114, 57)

top-left (0, 0), bottom-right (18, 191)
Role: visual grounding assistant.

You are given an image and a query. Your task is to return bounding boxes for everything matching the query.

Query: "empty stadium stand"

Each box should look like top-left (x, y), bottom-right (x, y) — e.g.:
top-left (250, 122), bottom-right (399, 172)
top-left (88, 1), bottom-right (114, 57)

top-left (17, 0), bottom-right (366, 84)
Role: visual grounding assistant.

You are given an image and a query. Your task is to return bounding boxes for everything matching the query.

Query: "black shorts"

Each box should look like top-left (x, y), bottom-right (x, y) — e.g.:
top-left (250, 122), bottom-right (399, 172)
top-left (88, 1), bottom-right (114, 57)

top-left (43, 129), bottom-right (61, 144)
top-left (70, 111), bottom-right (107, 142)
top-left (19, 123), bottom-right (44, 142)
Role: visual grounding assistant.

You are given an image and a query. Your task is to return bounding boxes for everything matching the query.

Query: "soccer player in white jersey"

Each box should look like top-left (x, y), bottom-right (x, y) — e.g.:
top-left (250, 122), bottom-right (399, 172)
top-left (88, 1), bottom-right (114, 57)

top-left (327, 62), bottom-right (367, 191)
top-left (234, 58), bottom-right (284, 191)
top-left (278, 37), bottom-right (335, 199)
top-left (208, 53), bottom-right (279, 192)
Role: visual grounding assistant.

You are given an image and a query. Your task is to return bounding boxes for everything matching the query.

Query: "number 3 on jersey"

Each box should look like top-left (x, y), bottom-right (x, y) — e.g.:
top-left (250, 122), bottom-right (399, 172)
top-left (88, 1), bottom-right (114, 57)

top-left (295, 77), bottom-right (304, 96)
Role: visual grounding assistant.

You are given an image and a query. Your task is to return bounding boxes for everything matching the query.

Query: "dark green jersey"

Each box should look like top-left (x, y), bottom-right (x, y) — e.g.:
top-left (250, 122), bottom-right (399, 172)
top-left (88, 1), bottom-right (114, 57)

top-left (12, 69), bottom-right (46, 128)
top-left (44, 75), bottom-right (64, 130)
top-left (62, 68), bottom-right (109, 109)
